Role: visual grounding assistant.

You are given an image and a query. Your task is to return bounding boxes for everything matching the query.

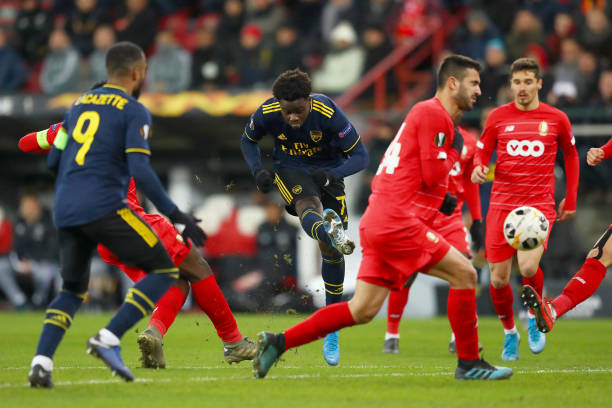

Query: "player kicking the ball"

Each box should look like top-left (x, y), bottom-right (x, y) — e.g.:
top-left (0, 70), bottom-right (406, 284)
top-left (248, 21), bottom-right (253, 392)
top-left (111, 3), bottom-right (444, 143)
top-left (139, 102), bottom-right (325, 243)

top-left (522, 141), bottom-right (612, 333)
top-left (471, 58), bottom-right (579, 361)
top-left (241, 69), bottom-right (368, 366)
top-left (253, 55), bottom-right (513, 381)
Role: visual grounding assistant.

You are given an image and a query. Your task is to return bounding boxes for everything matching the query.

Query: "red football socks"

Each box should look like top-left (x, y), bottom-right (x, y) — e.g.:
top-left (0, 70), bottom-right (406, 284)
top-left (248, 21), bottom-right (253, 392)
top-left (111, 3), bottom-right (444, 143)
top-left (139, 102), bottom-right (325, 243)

top-left (447, 288), bottom-right (479, 361)
top-left (522, 266), bottom-right (544, 297)
top-left (192, 275), bottom-right (242, 343)
top-left (490, 284), bottom-right (516, 330)
top-left (386, 287), bottom-right (410, 334)
top-left (149, 285), bottom-right (186, 336)
top-left (284, 302), bottom-right (356, 350)
top-left (552, 258), bottom-right (607, 318)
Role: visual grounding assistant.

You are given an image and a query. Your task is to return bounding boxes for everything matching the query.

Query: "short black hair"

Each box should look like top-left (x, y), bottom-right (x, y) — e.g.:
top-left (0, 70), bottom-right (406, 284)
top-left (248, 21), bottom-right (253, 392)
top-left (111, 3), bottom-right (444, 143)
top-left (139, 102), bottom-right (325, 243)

top-left (437, 54), bottom-right (482, 88)
top-left (510, 57), bottom-right (541, 80)
top-left (272, 69), bottom-right (311, 101)
top-left (105, 41), bottom-right (145, 77)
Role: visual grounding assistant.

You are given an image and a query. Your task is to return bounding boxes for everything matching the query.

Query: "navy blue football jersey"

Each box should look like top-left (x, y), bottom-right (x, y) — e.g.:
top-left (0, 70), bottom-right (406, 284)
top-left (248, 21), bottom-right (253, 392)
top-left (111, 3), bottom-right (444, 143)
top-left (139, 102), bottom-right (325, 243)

top-left (50, 84), bottom-right (152, 227)
top-left (244, 94), bottom-right (361, 173)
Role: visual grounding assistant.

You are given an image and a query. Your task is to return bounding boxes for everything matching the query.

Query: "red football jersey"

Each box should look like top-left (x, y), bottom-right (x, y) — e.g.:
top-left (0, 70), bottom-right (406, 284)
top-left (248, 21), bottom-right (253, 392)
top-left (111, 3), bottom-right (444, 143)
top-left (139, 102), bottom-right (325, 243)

top-left (440, 127), bottom-right (481, 222)
top-left (361, 98), bottom-right (459, 231)
top-left (474, 101), bottom-right (579, 218)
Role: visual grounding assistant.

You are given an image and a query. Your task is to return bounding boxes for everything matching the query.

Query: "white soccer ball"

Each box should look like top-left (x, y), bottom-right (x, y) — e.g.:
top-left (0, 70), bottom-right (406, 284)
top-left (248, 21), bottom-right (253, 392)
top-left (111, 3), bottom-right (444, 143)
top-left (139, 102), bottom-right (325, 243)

top-left (503, 206), bottom-right (549, 251)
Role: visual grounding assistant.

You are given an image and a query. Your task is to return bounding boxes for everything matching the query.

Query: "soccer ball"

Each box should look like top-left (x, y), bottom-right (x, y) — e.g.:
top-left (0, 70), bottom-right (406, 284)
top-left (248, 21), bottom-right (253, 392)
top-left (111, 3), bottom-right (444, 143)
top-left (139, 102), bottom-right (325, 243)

top-left (503, 206), bottom-right (549, 251)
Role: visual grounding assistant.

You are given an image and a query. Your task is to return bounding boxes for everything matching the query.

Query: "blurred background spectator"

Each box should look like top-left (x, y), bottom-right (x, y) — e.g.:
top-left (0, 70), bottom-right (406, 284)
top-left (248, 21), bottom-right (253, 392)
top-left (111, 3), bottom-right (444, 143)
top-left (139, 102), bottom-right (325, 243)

top-left (40, 28), bottom-right (80, 94)
top-left (230, 23), bottom-right (267, 88)
top-left (453, 8), bottom-right (500, 63)
top-left (0, 28), bottom-right (28, 93)
top-left (191, 21), bottom-right (227, 91)
top-left (504, 9), bottom-right (543, 61)
top-left (114, 0), bottom-right (157, 52)
top-left (147, 29), bottom-right (191, 93)
top-left (312, 21), bottom-right (364, 95)
top-left (0, 206), bottom-right (28, 310)
top-left (10, 194), bottom-right (60, 309)
top-left (15, 0), bottom-right (52, 64)
top-left (85, 24), bottom-right (115, 86)
top-left (266, 24), bottom-right (302, 82)
top-left (478, 38), bottom-right (509, 107)
top-left (64, 0), bottom-right (109, 57)
top-left (245, 0), bottom-right (285, 43)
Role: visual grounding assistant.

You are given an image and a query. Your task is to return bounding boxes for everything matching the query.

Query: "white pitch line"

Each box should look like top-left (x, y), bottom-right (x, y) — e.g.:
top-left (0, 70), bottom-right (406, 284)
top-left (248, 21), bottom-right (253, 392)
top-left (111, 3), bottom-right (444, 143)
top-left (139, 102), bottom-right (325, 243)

top-left (1, 368), bottom-right (611, 389)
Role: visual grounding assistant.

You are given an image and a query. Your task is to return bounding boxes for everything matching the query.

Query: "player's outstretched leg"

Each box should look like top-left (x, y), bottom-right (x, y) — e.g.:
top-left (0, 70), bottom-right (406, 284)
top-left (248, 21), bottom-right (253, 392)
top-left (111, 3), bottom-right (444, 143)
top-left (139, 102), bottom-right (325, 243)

top-left (323, 209), bottom-right (354, 255)
top-left (521, 285), bottom-right (556, 333)
top-left (253, 332), bottom-right (285, 379)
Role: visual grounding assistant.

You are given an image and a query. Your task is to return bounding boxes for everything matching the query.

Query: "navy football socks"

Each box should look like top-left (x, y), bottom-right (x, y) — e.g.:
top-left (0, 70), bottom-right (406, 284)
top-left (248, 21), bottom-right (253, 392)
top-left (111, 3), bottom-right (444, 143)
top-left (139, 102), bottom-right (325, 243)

top-left (106, 272), bottom-right (177, 338)
top-left (322, 254), bottom-right (345, 305)
top-left (35, 290), bottom-right (85, 358)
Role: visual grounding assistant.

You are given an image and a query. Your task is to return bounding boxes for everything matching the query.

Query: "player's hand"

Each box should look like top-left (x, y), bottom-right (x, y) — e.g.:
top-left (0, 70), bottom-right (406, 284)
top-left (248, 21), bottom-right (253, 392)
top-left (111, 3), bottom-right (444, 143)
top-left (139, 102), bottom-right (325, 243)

top-left (169, 209), bottom-right (208, 247)
top-left (310, 168), bottom-right (334, 188)
top-left (469, 219), bottom-right (485, 252)
top-left (557, 198), bottom-right (576, 222)
top-left (471, 165), bottom-right (489, 184)
top-left (451, 127), bottom-right (464, 154)
top-left (439, 192), bottom-right (458, 216)
top-left (255, 169), bottom-right (274, 193)
top-left (587, 147), bottom-right (605, 166)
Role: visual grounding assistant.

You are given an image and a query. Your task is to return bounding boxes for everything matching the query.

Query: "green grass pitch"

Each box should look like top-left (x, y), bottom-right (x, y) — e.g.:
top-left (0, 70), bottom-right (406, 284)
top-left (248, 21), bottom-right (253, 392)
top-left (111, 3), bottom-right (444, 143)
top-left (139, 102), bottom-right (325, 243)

top-left (1, 312), bottom-right (611, 408)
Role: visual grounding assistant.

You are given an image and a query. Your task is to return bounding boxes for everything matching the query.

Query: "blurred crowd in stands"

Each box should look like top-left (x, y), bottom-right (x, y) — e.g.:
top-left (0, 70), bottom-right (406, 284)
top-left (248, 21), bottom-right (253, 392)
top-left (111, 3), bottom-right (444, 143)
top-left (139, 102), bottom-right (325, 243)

top-left (0, 0), bottom-right (446, 95)
top-left (0, 0), bottom-right (611, 106)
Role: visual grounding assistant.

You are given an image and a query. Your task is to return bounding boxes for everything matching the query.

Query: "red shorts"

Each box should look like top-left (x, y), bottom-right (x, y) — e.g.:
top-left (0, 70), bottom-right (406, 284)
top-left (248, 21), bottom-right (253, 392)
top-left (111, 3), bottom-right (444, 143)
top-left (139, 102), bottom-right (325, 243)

top-left (432, 214), bottom-right (470, 256)
top-left (97, 214), bottom-right (190, 283)
top-left (357, 216), bottom-right (451, 291)
top-left (485, 207), bottom-right (554, 263)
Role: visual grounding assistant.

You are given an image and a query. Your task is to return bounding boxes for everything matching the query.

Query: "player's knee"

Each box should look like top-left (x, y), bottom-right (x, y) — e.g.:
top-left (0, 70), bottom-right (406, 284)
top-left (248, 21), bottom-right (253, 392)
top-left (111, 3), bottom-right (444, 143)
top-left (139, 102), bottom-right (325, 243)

top-left (295, 196), bottom-right (323, 216)
top-left (179, 252), bottom-right (213, 282)
top-left (348, 300), bottom-right (378, 324)
top-left (518, 261), bottom-right (538, 278)
top-left (455, 264), bottom-right (477, 289)
top-left (490, 275), bottom-right (509, 289)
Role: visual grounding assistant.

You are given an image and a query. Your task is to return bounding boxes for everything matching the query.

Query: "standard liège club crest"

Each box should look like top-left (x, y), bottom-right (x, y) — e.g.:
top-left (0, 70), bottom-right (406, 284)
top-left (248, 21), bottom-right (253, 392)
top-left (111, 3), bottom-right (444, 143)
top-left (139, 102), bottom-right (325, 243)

top-left (310, 130), bottom-right (322, 143)
top-left (538, 121), bottom-right (548, 136)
